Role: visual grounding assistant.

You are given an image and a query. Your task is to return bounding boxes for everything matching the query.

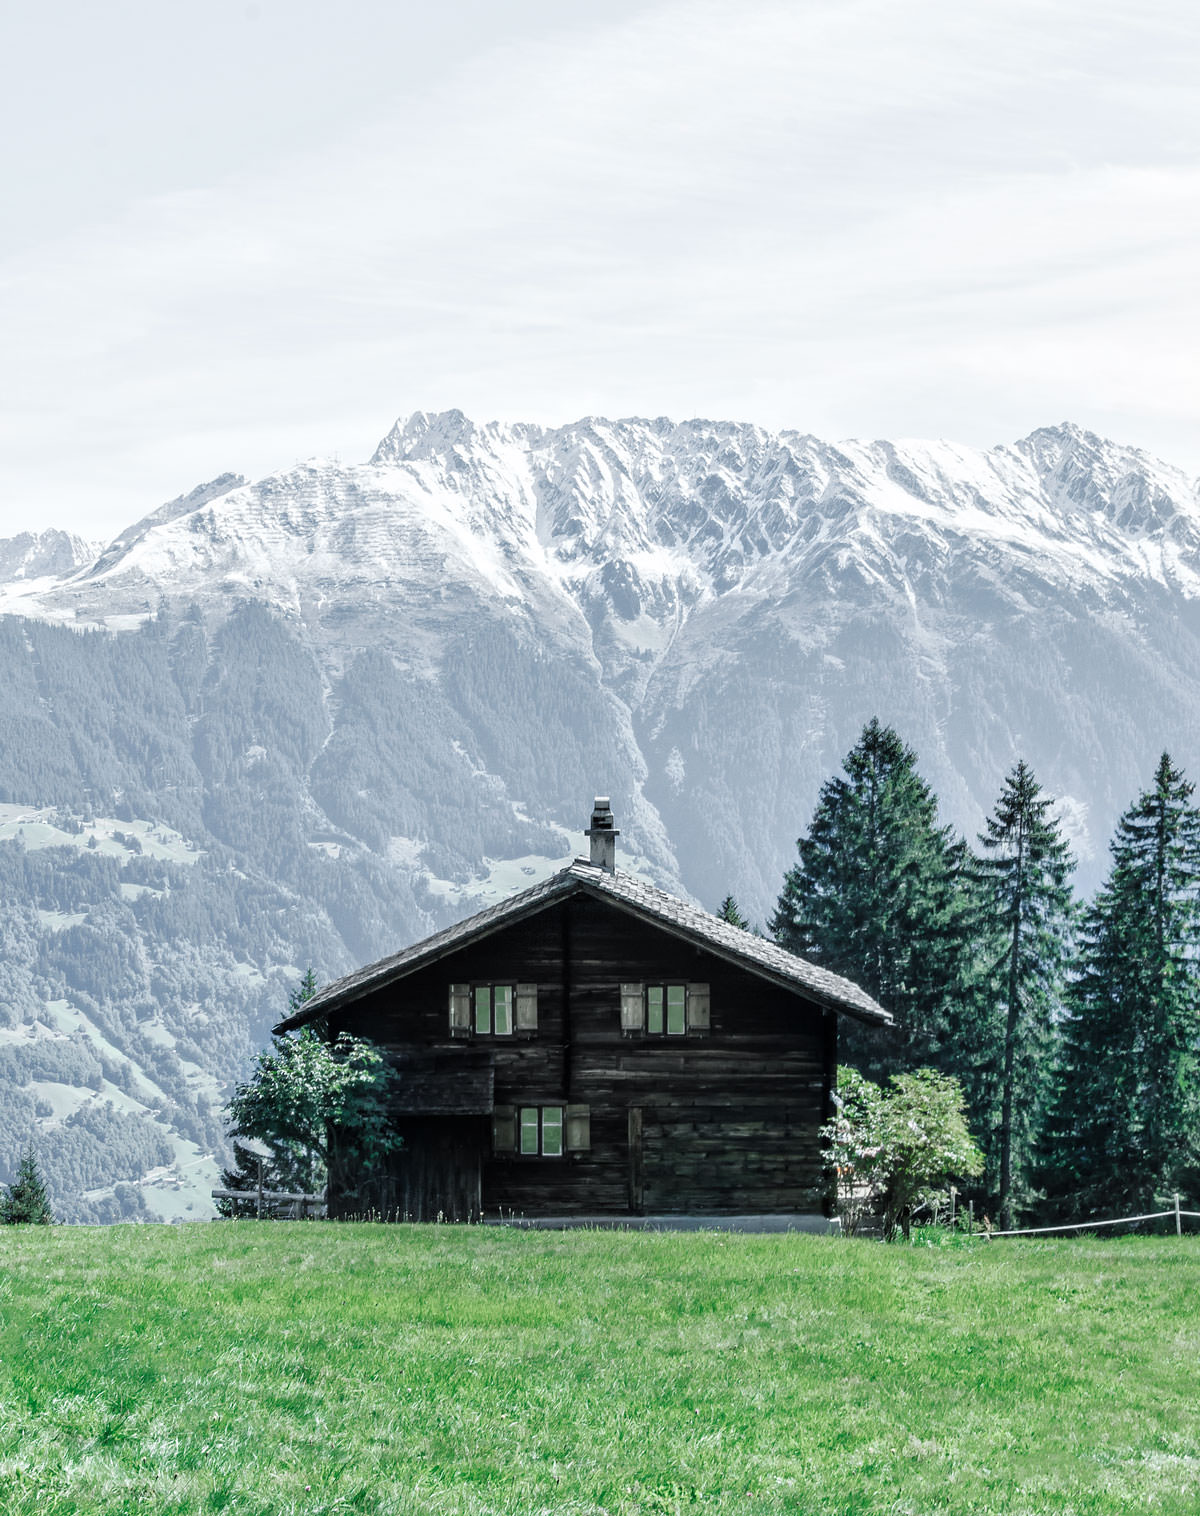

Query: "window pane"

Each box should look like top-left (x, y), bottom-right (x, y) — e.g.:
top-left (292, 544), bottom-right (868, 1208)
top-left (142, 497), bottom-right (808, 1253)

top-left (474, 986), bottom-right (491, 1034)
top-left (667, 985), bottom-right (686, 1035)
top-left (493, 985), bottom-right (513, 1035)
top-left (647, 985), bottom-right (664, 1035)
top-left (542, 1106), bottom-right (563, 1157)
top-left (520, 1107), bottom-right (540, 1155)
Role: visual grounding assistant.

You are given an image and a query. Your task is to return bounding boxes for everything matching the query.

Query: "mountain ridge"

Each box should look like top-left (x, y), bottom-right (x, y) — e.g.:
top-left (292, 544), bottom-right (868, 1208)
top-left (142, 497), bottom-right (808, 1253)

top-left (8, 417), bottom-right (1199, 619)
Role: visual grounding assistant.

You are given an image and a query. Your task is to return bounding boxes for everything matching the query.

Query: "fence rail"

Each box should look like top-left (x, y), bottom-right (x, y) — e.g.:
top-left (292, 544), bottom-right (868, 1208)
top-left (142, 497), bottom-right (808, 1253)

top-left (211, 1187), bottom-right (325, 1219)
top-left (981, 1197), bottom-right (1199, 1239)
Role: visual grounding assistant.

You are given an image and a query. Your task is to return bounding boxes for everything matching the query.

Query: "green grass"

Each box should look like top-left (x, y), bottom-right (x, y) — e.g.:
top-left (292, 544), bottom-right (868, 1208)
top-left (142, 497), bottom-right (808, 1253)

top-left (0, 1225), bottom-right (1198, 1515)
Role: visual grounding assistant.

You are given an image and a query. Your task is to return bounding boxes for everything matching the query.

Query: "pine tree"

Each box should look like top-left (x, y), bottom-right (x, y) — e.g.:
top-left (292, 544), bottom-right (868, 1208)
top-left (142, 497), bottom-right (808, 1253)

top-left (771, 718), bottom-right (977, 1080)
top-left (1047, 754), bottom-right (1200, 1213)
top-left (717, 895), bottom-right (750, 930)
top-left (289, 967), bottom-right (319, 1014)
top-left (0, 1147), bottom-right (54, 1224)
top-left (973, 760), bottom-right (1076, 1226)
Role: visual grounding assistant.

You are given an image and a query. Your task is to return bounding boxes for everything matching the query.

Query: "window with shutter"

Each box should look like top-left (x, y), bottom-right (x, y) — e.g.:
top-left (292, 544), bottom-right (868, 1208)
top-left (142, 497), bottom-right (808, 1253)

top-left (632, 983), bottom-right (710, 1037)
top-left (459, 984), bottom-right (519, 1036)
top-left (565, 1104), bottom-right (590, 1151)
top-left (449, 984), bottom-right (471, 1037)
top-left (492, 1105), bottom-right (516, 1152)
top-left (515, 983), bottom-right (538, 1032)
top-left (620, 982), bottom-right (645, 1033)
top-left (687, 982), bottom-right (710, 1033)
top-left (511, 1105), bottom-right (568, 1157)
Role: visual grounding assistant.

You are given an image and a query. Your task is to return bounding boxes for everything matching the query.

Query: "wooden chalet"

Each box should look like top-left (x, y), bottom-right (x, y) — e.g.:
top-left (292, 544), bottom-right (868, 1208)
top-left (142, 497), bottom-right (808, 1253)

top-left (276, 799), bottom-right (889, 1223)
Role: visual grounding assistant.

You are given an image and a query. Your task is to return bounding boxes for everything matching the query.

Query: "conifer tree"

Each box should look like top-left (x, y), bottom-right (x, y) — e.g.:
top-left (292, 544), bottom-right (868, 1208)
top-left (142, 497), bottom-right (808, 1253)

top-left (289, 967), bottom-right (319, 1014)
top-left (973, 760), bottom-right (1076, 1226)
top-left (717, 895), bottom-right (749, 930)
top-left (1047, 753), bottom-right (1200, 1213)
top-left (0, 1147), bottom-right (54, 1224)
top-left (771, 718), bottom-right (977, 1080)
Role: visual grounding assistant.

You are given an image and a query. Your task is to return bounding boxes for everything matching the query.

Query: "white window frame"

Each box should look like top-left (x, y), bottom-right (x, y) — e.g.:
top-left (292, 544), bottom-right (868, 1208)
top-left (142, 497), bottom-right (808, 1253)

top-left (518, 1104), bottom-right (565, 1157)
top-left (622, 982), bottom-right (709, 1037)
top-left (646, 983), bottom-right (688, 1036)
top-left (472, 983), bottom-right (515, 1036)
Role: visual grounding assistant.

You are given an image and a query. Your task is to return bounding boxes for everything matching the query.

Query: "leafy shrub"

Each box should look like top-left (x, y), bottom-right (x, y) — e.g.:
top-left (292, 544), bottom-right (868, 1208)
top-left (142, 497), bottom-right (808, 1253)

top-left (823, 1067), bottom-right (983, 1239)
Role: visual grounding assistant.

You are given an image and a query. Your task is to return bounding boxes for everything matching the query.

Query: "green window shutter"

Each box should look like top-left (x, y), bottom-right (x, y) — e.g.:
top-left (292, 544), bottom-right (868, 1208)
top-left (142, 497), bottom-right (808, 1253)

top-left (687, 982), bottom-right (710, 1033)
top-left (565, 1103), bottom-right (591, 1152)
top-left (492, 1105), bottom-right (517, 1152)
top-left (620, 982), bottom-right (645, 1033)
top-left (449, 984), bottom-right (471, 1037)
top-left (515, 983), bottom-right (538, 1032)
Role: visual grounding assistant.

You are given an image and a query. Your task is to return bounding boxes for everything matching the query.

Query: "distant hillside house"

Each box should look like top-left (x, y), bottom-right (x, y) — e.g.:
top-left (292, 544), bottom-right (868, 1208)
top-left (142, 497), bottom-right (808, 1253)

top-left (277, 799), bottom-right (889, 1223)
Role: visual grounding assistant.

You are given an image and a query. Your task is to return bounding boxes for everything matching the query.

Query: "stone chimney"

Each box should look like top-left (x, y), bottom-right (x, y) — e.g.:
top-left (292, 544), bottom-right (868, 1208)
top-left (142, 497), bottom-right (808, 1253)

top-left (585, 796), bottom-right (619, 872)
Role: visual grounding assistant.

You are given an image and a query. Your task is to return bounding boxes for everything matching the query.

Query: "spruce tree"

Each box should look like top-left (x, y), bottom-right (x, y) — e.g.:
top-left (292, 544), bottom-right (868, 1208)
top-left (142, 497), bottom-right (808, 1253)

top-left (717, 895), bottom-right (750, 929)
top-left (289, 967), bottom-right (320, 1014)
top-left (1047, 753), bottom-right (1200, 1213)
top-left (771, 718), bottom-right (977, 1080)
top-left (0, 1147), bottom-right (54, 1224)
top-left (973, 760), bottom-right (1076, 1226)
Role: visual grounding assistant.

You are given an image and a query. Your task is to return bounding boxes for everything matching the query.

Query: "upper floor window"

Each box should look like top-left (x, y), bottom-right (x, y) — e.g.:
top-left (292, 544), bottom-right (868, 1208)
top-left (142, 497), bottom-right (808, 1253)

top-left (648, 984), bottom-right (686, 1035)
top-left (620, 981), bottom-right (710, 1037)
top-left (449, 983), bottom-right (538, 1037)
top-left (476, 984), bottom-right (513, 1036)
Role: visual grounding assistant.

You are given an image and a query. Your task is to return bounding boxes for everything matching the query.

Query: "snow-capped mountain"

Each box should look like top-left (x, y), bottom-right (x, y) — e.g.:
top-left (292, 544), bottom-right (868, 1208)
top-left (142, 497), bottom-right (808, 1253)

top-left (10, 414), bottom-right (1200, 628)
top-left (0, 528), bottom-right (100, 584)
top-left (5, 411), bottom-right (1199, 893)
top-left (3, 411), bottom-right (1200, 1219)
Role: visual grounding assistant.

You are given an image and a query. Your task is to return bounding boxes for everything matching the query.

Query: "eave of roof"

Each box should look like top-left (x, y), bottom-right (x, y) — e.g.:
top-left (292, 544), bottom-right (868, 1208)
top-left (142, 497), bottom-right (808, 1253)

top-left (274, 860), bottom-right (890, 1033)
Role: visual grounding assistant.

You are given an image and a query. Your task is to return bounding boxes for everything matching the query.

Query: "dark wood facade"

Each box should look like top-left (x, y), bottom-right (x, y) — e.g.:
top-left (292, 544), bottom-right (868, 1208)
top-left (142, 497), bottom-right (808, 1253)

top-left (311, 887), bottom-right (873, 1222)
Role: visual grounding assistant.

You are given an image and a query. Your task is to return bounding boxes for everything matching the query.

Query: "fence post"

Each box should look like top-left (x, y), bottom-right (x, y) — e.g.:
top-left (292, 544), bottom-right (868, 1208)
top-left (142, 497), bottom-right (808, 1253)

top-left (968, 1201), bottom-right (974, 1236)
top-left (1176, 1193), bottom-right (1182, 1237)
top-left (256, 1157), bottom-right (264, 1221)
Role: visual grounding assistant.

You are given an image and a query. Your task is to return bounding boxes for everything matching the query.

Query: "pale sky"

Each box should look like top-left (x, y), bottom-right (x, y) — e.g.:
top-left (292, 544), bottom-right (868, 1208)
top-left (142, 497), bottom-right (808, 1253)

top-left (2, 0), bottom-right (1197, 539)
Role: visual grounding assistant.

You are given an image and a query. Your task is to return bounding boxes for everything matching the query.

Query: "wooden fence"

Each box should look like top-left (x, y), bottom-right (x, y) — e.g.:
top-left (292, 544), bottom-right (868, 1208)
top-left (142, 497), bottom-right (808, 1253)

top-left (211, 1187), bottom-right (326, 1220)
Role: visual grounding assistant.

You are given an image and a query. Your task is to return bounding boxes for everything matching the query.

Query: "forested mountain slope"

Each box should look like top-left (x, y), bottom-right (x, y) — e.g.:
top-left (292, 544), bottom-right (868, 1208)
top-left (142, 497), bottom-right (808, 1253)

top-left (1, 413), bottom-right (1198, 1218)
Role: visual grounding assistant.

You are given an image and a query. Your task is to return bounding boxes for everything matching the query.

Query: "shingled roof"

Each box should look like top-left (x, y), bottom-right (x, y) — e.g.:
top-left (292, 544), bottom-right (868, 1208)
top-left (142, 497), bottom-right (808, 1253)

top-left (275, 859), bottom-right (890, 1032)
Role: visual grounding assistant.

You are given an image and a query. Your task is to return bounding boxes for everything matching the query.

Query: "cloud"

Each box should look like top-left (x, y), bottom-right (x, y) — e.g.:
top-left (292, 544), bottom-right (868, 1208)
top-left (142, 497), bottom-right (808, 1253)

top-left (1, 0), bottom-right (1197, 534)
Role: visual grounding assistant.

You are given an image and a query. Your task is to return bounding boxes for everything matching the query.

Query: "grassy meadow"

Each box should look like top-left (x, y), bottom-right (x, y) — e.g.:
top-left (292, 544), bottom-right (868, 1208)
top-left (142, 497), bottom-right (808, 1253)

top-left (0, 1224), bottom-right (1197, 1515)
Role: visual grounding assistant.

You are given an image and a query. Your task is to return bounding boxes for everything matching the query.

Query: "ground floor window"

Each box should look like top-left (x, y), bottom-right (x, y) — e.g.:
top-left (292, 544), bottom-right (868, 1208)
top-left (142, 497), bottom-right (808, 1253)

top-left (519, 1104), bottom-right (563, 1156)
top-left (493, 1103), bottom-right (588, 1153)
